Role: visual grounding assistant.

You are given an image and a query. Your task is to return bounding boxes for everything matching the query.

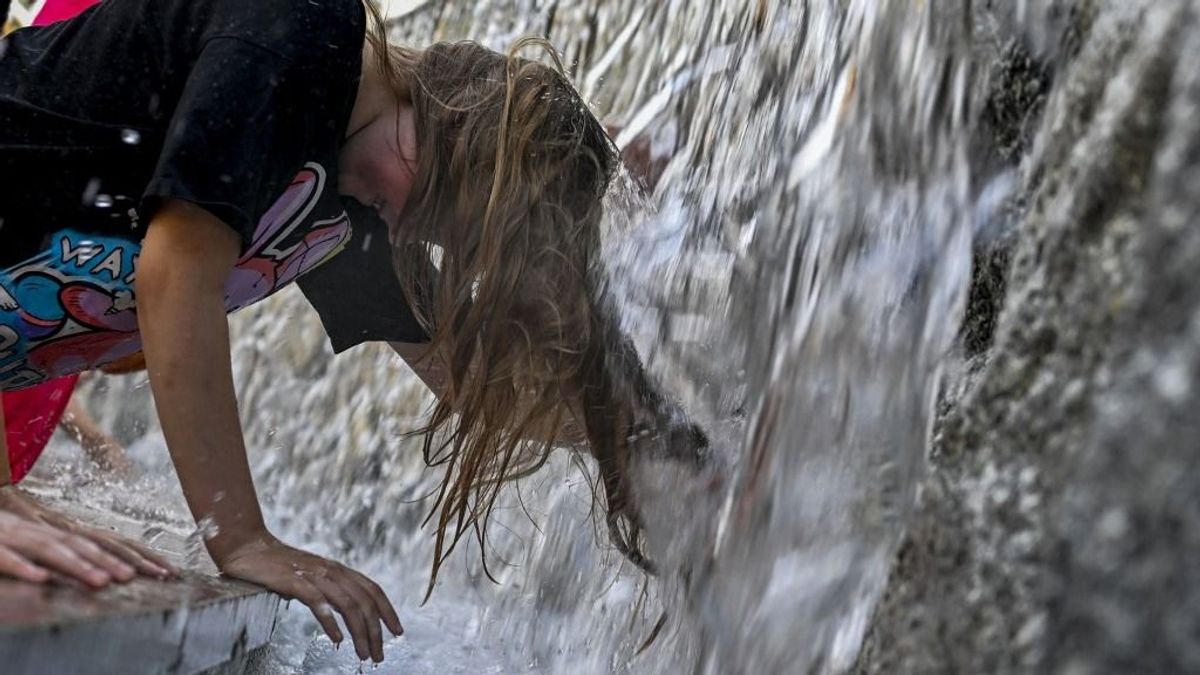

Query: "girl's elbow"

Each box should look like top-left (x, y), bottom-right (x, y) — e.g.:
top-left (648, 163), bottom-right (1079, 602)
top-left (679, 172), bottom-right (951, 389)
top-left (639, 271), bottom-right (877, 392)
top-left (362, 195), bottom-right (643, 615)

top-left (134, 246), bottom-right (230, 314)
top-left (138, 201), bottom-right (241, 296)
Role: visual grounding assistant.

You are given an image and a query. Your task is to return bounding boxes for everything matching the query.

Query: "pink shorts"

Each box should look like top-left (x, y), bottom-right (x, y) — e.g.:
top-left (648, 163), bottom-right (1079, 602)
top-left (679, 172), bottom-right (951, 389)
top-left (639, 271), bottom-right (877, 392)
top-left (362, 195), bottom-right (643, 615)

top-left (5, 376), bottom-right (80, 483)
top-left (31, 0), bottom-right (99, 25)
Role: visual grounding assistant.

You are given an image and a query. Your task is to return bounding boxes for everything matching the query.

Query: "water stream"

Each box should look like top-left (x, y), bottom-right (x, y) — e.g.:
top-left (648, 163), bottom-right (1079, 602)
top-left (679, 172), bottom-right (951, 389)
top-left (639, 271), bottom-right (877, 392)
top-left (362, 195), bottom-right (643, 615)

top-left (31, 0), bottom-right (1025, 672)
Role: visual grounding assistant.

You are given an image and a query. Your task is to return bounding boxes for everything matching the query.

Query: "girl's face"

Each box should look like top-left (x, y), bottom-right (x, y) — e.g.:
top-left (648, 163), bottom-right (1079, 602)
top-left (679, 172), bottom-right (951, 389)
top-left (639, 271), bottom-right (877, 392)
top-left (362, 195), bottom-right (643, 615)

top-left (338, 103), bottom-right (418, 235)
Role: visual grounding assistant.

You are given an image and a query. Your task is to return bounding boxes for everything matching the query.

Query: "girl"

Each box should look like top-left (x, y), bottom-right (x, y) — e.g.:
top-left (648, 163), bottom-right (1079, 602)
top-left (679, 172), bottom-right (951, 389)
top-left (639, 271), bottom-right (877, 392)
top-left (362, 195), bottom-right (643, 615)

top-left (0, 0), bottom-right (706, 665)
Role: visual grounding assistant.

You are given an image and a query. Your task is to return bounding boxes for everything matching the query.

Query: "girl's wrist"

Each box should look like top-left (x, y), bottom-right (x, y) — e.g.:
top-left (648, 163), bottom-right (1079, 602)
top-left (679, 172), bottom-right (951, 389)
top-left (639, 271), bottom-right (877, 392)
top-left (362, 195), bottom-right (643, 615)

top-left (205, 523), bottom-right (277, 567)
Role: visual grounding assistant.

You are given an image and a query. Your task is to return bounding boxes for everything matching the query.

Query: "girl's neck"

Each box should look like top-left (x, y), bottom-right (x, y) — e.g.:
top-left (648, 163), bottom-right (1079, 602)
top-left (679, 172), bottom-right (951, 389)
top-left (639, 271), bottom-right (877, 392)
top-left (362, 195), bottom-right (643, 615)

top-left (346, 42), bottom-right (393, 140)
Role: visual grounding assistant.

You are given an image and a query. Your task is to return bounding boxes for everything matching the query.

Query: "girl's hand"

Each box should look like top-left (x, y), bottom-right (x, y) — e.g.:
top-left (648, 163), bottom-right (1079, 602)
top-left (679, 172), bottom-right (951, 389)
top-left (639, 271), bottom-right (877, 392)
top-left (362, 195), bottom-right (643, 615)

top-left (214, 531), bottom-right (403, 663)
top-left (0, 485), bottom-right (177, 586)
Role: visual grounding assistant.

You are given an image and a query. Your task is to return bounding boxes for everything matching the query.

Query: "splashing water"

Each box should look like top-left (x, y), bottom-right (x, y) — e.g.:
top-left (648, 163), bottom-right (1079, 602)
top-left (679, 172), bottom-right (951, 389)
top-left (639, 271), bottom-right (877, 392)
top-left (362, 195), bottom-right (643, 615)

top-left (33, 0), bottom-right (1032, 672)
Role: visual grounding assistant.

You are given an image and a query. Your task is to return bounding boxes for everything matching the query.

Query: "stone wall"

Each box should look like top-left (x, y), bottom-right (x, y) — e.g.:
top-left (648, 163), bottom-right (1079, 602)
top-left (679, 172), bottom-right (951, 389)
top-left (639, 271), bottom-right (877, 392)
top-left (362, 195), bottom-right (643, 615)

top-left (856, 1), bottom-right (1200, 672)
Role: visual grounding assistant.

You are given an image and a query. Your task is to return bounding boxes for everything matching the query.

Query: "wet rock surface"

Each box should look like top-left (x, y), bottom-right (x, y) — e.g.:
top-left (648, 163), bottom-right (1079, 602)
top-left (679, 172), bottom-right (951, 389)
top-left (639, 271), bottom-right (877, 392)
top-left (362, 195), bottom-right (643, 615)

top-left (856, 1), bottom-right (1200, 672)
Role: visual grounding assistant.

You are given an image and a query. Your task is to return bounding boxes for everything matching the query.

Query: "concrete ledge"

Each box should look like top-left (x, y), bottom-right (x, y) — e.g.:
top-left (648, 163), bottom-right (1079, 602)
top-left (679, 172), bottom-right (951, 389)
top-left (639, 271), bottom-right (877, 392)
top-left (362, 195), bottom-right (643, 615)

top-left (0, 482), bottom-right (281, 675)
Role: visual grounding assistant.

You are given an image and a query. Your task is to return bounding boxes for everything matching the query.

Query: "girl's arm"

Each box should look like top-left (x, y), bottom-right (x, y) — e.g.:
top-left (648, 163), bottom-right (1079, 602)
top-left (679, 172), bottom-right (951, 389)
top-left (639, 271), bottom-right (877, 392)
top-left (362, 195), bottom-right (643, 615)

top-left (136, 200), bottom-right (262, 555)
top-left (0, 402), bottom-right (173, 585)
top-left (59, 397), bottom-right (132, 474)
top-left (138, 200), bottom-right (401, 664)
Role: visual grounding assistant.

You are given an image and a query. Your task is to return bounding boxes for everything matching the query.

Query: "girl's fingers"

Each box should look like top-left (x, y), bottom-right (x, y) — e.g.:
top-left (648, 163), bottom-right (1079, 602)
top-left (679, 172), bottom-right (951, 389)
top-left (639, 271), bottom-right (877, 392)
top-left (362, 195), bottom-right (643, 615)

top-left (0, 544), bottom-right (51, 584)
top-left (313, 574), bottom-right (378, 662)
top-left (27, 539), bottom-right (112, 588)
top-left (286, 578), bottom-right (344, 646)
top-left (92, 532), bottom-right (177, 578)
top-left (0, 498), bottom-right (163, 587)
top-left (346, 568), bottom-right (403, 637)
top-left (62, 534), bottom-right (136, 582)
top-left (218, 545), bottom-right (398, 663)
top-left (44, 568), bottom-right (92, 590)
top-left (333, 572), bottom-right (386, 662)
top-left (308, 600), bottom-right (346, 650)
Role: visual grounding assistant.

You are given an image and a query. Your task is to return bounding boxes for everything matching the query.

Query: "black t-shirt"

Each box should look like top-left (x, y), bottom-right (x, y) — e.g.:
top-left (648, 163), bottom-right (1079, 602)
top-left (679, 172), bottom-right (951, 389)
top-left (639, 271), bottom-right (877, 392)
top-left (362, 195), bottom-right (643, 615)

top-left (298, 198), bottom-right (430, 352)
top-left (0, 0), bottom-right (426, 390)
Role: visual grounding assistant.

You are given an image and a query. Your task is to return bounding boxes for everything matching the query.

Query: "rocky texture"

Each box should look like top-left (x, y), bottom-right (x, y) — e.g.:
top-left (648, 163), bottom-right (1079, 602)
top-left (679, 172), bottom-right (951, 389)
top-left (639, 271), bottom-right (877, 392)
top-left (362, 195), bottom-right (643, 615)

top-left (855, 1), bottom-right (1200, 672)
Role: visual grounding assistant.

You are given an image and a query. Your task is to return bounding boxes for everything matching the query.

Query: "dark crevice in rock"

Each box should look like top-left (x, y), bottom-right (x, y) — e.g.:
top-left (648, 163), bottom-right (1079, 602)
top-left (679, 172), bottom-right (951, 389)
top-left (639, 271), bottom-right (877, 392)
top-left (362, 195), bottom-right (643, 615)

top-left (981, 40), bottom-right (1052, 164)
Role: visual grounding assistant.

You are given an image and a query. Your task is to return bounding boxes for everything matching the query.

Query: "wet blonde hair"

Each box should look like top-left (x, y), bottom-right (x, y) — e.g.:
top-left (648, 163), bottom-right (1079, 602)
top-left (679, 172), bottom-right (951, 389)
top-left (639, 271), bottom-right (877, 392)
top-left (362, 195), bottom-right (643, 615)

top-left (361, 3), bottom-right (693, 594)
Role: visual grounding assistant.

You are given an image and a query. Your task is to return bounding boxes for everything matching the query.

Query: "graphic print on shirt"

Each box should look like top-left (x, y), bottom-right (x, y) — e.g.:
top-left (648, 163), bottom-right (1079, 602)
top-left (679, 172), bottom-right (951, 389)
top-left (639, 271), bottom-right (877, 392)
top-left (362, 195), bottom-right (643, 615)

top-left (0, 162), bottom-right (351, 390)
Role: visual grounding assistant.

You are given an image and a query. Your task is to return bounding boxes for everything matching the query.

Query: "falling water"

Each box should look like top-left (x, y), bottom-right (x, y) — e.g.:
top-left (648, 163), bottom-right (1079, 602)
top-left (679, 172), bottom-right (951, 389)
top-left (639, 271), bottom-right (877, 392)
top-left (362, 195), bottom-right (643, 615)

top-left (32, 0), bottom-right (1034, 672)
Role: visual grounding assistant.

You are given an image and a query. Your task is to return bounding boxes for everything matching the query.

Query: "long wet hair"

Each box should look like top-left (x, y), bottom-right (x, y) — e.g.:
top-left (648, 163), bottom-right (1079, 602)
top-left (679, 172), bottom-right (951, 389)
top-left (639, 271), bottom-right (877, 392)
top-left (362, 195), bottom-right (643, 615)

top-left (360, 3), bottom-right (698, 594)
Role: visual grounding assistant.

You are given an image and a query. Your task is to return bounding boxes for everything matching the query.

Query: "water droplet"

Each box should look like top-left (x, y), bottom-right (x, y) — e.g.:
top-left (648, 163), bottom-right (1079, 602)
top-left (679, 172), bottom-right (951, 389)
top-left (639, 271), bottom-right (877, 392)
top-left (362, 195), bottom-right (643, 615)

top-left (120, 128), bottom-right (142, 145)
top-left (183, 516), bottom-right (220, 568)
top-left (141, 525), bottom-right (170, 546)
top-left (82, 178), bottom-right (101, 206)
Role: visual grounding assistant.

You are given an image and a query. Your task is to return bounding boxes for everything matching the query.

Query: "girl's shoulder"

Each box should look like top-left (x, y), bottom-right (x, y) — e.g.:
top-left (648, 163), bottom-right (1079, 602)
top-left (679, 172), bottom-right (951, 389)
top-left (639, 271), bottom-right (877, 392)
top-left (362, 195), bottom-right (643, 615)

top-left (178, 0), bottom-right (367, 67)
top-left (244, 0), bottom-right (366, 51)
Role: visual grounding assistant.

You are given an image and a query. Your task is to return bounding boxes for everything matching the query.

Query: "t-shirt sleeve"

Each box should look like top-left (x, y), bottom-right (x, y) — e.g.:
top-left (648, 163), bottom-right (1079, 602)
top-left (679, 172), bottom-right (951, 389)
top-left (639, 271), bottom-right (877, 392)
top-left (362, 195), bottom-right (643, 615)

top-left (298, 200), bottom-right (432, 352)
top-left (141, 38), bottom-right (315, 245)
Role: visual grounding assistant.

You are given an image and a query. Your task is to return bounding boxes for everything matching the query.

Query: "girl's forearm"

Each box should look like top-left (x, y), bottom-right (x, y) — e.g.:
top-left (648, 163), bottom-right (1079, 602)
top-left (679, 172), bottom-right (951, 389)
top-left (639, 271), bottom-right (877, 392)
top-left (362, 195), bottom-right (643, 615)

top-left (60, 399), bottom-right (128, 471)
top-left (138, 201), bottom-right (267, 564)
top-left (60, 399), bottom-right (105, 448)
